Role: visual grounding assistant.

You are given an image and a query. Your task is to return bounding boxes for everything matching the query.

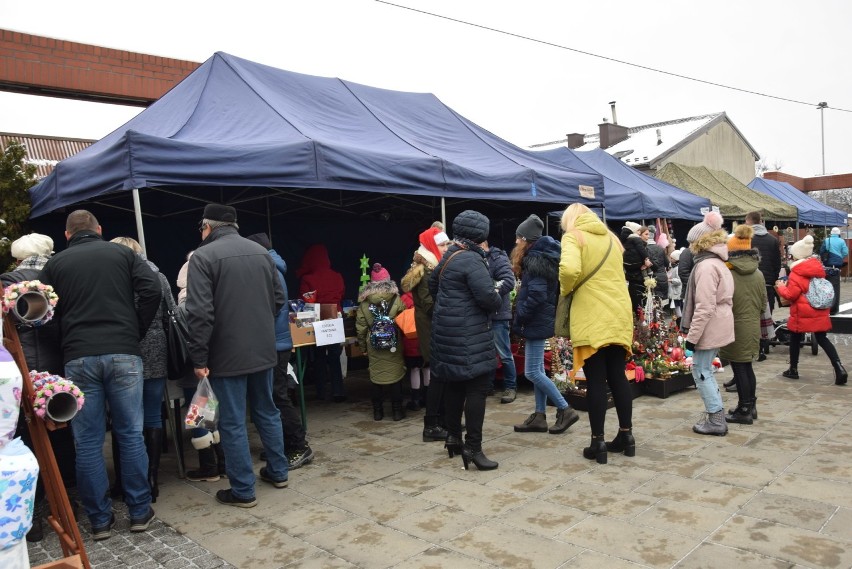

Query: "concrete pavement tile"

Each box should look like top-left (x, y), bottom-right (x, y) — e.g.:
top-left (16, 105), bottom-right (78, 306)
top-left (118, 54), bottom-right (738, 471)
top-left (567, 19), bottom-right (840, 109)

top-left (153, 484), bottom-right (257, 538)
top-left (418, 479), bottom-right (528, 516)
top-left (640, 433), bottom-right (710, 456)
top-left (738, 492), bottom-right (836, 532)
top-left (335, 454), bottom-right (411, 482)
top-left (742, 432), bottom-right (818, 455)
top-left (697, 461), bottom-right (777, 490)
top-left (325, 483), bottom-right (433, 523)
top-left (303, 518), bottom-right (431, 568)
top-left (506, 445), bottom-right (595, 474)
top-left (494, 498), bottom-right (586, 538)
top-left (266, 499), bottom-right (355, 538)
top-left (624, 446), bottom-right (715, 478)
top-left (637, 472), bottom-right (756, 511)
top-left (294, 471), bottom-right (366, 500)
top-left (566, 550), bottom-right (651, 568)
top-left (765, 472), bottom-right (852, 508)
top-left (486, 468), bottom-right (573, 498)
top-left (444, 522), bottom-right (583, 569)
top-left (203, 521), bottom-right (320, 569)
top-left (337, 432), bottom-right (413, 456)
top-left (378, 441), bottom-right (450, 466)
top-left (543, 482), bottom-right (657, 520)
top-left (697, 442), bottom-right (799, 473)
top-left (386, 504), bottom-right (482, 542)
top-left (786, 442), bottom-right (852, 480)
top-left (375, 468), bottom-right (456, 496)
top-left (711, 514), bottom-right (852, 568)
top-left (557, 515), bottom-right (696, 568)
top-left (571, 462), bottom-right (660, 494)
top-left (822, 507), bottom-right (852, 542)
top-left (676, 542), bottom-right (809, 568)
top-left (393, 546), bottom-right (497, 568)
top-left (280, 550), bottom-right (358, 568)
top-left (498, 431), bottom-right (576, 449)
top-left (777, 404), bottom-right (847, 429)
top-left (633, 498), bottom-right (732, 538)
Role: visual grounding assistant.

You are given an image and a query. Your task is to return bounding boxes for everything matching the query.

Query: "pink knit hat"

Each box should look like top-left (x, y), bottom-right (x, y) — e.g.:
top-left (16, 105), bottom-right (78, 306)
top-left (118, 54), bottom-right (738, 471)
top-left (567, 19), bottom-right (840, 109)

top-left (370, 263), bottom-right (391, 282)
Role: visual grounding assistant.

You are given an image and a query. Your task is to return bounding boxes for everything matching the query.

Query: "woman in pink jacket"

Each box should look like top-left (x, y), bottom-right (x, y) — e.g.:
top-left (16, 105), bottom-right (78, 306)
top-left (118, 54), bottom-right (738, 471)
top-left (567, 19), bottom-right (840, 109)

top-left (775, 235), bottom-right (847, 385)
top-left (681, 211), bottom-right (735, 436)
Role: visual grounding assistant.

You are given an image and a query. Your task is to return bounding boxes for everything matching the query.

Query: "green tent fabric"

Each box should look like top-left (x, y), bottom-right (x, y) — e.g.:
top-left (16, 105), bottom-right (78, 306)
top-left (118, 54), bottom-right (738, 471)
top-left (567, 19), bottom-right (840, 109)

top-left (655, 163), bottom-right (797, 221)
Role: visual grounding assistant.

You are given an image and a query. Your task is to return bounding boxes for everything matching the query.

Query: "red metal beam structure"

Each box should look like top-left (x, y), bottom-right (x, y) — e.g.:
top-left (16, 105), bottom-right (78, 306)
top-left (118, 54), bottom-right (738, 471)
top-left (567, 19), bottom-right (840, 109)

top-left (764, 171), bottom-right (852, 193)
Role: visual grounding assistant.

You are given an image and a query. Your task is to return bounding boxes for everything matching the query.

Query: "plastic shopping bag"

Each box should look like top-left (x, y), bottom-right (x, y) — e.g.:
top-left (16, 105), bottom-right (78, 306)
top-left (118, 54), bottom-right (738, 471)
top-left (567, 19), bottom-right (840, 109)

top-left (184, 376), bottom-right (219, 431)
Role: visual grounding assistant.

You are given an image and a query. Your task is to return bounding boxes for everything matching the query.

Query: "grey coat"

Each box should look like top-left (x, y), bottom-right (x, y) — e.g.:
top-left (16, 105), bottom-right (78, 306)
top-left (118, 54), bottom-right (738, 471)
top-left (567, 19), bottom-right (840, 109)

top-left (139, 264), bottom-right (171, 380)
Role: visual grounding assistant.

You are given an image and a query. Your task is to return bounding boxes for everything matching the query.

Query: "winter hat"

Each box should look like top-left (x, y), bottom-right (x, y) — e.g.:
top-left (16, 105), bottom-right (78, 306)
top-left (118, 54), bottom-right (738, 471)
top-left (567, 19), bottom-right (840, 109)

top-left (370, 263), bottom-right (391, 282)
top-left (831, 227), bottom-right (842, 236)
top-left (203, 203), bottom-right (237, 223)
top-left (10, 233), bottom-right (54, 260)
top-left (790, 235), bottom-right (815, 260)
top-left (452, 210), bottom-right (490, 243)
top-left (516, 214), bottom-right (544, 242)
top-left (245, 232), bottom-right (272, 250)
top-left (686, 210), bottom-right (724, 243)
top-left (727, 224), bottom-right (754, 252)
top-left (434, 231), bottom-right (450, 246)
top-left (418, 227), bottom-right (443, 260)
top-left (624, 221), bottom-right (641, 233)
top-left (670, 248), bottom-right (683, 262)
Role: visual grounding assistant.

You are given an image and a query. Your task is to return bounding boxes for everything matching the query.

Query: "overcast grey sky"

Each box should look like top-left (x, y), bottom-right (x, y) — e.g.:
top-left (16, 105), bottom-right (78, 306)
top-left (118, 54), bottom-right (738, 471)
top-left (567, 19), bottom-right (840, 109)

top-left (1, 0), bottom-right (850, 178)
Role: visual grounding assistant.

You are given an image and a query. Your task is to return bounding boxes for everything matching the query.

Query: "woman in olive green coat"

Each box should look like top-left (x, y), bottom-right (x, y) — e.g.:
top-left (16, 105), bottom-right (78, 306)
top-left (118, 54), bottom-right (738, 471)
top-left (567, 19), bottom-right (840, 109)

top-left (719, 225), bottom-right (767, 424)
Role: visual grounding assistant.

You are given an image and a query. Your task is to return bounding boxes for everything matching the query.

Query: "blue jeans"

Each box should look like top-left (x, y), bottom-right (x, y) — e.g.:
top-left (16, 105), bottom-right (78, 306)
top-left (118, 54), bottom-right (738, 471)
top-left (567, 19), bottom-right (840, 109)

top-left (691, 348), bottom-right (723, 413)
top-left (493, 321), bottom-right (516, 390)
top-left (143, 376), bottom-right (166, 429)
top-left (524, 338), bottom-right (568, 412)
top-left (210, 368), bottom-right (288, 499)
top-left (66, 354), bottom-right (149, 526)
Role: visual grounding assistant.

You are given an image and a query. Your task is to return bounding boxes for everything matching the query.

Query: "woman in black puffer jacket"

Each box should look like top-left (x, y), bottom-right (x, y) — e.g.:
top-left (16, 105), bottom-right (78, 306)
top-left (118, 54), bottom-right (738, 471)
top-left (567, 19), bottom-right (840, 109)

top-left (510, 215), bottom-right (580, 436)
top-left (428, 210), bottom-right (501, 471)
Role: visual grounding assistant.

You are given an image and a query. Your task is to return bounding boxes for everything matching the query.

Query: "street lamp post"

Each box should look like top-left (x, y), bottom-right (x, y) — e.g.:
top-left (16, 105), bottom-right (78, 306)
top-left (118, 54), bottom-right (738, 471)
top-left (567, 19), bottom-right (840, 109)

top-left (818, 101), bottom-right (828, 175)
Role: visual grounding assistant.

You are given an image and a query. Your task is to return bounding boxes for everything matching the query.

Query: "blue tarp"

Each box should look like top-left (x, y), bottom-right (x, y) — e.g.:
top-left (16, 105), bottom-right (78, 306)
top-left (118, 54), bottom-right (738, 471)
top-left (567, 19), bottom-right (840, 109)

top-left (747, 178), bottom-right (847, 226)
top-left (28, 52), bottom-right (604, 217)
top-left (536, 148), bottom-right (710, 221)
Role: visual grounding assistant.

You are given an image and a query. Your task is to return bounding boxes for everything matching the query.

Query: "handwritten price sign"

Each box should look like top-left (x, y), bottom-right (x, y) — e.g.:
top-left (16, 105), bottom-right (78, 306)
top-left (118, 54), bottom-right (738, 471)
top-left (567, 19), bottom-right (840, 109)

top-left (312, 318), bottom-right (344, 346)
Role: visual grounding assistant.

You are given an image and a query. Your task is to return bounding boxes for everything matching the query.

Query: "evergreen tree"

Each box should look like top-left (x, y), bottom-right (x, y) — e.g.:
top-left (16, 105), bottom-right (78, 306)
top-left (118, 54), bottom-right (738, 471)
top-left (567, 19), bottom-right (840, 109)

top-left (0, 140), bottom-right (36, 270)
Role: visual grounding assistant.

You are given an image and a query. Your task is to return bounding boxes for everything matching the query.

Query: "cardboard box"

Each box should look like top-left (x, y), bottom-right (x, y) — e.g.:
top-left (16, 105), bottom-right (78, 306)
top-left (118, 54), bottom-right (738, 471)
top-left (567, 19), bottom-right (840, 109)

top-left (320, 304), bottom-right (339, 320)
top-left (346, 342), bottom-right (365, 358)
top-left (290, 322), bottom-right (316, 346)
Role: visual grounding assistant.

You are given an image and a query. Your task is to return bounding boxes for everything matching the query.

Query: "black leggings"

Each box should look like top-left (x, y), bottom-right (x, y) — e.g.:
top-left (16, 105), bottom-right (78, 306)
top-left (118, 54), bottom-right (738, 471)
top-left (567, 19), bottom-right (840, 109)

top-left (442, 373), bottom-right (490, 451)
top-left (370, 380), bottom-right (403, 403)
top-left (789, 331), bottom-right (839, 366)
top-left (729, 361), bottom-right (756, 402)
top-left (583, 345), bottom-right (633, 436)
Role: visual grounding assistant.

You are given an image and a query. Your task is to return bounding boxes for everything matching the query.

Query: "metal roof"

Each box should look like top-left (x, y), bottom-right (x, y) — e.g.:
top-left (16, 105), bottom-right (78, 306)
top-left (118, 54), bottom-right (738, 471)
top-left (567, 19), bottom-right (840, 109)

top-left (0, 132), bottom-right (94, 179)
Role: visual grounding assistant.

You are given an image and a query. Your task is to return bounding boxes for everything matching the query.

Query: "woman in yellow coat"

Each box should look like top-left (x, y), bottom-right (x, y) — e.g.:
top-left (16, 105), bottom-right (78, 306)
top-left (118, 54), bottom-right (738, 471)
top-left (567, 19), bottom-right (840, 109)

top-left (559, 204), bottom-right (635, 464)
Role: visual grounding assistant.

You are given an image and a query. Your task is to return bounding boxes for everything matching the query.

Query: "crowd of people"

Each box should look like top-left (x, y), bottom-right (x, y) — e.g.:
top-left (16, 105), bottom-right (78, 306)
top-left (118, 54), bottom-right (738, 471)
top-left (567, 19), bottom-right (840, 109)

top-left (3, 202), bottom-right (848, 543)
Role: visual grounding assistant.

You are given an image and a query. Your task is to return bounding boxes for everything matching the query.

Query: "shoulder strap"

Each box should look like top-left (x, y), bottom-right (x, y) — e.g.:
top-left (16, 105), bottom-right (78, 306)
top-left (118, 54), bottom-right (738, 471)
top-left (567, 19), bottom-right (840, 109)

top-left (439, 250), bottom-right (465, 281)
top-left (572, 236), bottom-right (613, 293)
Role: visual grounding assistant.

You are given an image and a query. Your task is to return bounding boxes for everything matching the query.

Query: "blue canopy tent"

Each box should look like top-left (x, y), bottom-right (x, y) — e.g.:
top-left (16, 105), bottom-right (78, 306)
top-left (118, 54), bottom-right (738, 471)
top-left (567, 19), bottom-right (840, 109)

top-left (28, 52), bottom-right (604, 242)
top-left (536, 147), bottom-right (710, 221)
top-left (747, 178), bottom-right (846, 226)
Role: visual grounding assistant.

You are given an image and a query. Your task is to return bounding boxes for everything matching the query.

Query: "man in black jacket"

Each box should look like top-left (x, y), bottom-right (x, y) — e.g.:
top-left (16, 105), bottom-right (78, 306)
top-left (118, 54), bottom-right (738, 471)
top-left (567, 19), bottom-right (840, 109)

top-left (39, 210), bottom-right (161, 540)
top-left (187, 204), bottom-right (287, 508)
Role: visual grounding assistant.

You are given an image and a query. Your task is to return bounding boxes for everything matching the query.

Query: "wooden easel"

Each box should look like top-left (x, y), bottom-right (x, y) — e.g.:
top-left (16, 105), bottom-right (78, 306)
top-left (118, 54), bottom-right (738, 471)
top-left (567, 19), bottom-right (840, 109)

top-left (2, 318), bottom-right (89, 569)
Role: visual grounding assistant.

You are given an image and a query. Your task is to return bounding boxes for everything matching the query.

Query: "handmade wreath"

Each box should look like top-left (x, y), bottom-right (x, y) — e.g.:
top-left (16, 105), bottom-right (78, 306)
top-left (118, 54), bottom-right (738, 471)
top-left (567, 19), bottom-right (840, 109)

top-left (30, 371), bottom-right (85, 421)
top-left (1, 280), bottom-right (59, 326)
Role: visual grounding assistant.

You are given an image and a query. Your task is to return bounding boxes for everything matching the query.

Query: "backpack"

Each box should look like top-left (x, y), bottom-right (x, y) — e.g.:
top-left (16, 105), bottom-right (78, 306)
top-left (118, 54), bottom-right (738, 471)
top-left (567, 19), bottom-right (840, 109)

top-left (368, 299), bottom-right (398, 352)
top-left (805, 277), bottom-right (835, 310)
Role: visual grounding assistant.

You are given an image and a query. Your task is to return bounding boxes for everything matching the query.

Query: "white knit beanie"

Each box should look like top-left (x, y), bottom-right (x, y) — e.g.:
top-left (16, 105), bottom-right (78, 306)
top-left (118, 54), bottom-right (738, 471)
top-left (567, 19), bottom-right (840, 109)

top-left (624, 221), bottom-right (641, 233)
top-left (790, 235), bottom-right (814, 260)
top-left (10, 233), bottom-right (54, 260)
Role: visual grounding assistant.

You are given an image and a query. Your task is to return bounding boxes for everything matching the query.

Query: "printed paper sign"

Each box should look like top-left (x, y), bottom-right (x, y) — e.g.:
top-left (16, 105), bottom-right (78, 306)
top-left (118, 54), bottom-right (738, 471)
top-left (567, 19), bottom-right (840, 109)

top-left (578, 185), bottom-right (596, 199)
top-left (313, 318), bottom-right (345, 346)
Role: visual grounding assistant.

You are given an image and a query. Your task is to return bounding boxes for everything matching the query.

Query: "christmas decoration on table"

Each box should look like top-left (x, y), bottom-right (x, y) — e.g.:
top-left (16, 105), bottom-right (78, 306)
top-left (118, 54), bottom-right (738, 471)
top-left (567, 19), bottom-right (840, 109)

top-left (358, 254), bottom-right (371, 292)
top-left (642, 275), bottom-right (658, 325)
top-left (29, 371), bottom-right (84, 423)
top-left (1, 281), bottom-right (58, 326)
top-left (549, 336), bottom-right (574, 392)
top-left (632, 296), bottom-right (691, 379)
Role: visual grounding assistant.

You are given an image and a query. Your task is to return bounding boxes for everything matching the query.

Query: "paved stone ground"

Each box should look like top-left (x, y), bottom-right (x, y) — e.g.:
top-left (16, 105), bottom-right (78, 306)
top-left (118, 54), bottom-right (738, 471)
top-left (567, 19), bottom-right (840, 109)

top-left (28, 294), bottom-right (852, 568)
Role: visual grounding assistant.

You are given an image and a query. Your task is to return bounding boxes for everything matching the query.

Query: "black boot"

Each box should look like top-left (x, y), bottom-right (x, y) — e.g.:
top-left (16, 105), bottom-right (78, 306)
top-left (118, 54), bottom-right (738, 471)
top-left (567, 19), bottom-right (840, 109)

top-left (782, 367), bottom-right (799, 380)
top-left (832, 359), bottom-right (848, 385)
top-left (143, 427), bottom-right (163, 503)
top-left (212, 442), bottom-right (226, 476)
top-left (722, 377), bottom-right (736, 389)
top-left (372, 399), bottom-right (384, 421)
top-left (725, 401), bottom-right (754, 425)
top-left (444, 435), bottom-right (463, 458)
top-left (406, 388), bottom-right (421, 411)
top-left (186, 447), bottom-right (220, 482)
top-left (583, 435), bottom-right (607, 464)
top-left (758, 339), bottom-right (768, 361)
top-left (460, 444), bottom-right (498, 471)
top-left (422, 416), bottom-right (448, 442)
top-left (605, 429), bottom-right (635, 456)
top-left (392, 400), bottom-right (406, 421)
top-left (110, 433), bottom-right (123, 500)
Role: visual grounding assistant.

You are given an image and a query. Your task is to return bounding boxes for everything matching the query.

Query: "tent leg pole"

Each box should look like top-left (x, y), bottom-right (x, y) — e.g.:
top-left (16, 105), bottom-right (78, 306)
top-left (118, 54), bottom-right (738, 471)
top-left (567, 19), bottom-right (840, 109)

top-left (132, 188), bottom-right (147, 254)
top-left (441, 198), bottom-right (446, 229)
top-left (266, 197), bottom-right (273, 245)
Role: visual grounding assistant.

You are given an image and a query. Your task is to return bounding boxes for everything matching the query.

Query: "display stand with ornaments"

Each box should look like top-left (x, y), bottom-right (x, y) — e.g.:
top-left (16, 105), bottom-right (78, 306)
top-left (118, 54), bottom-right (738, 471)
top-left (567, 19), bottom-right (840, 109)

top-left (632, 298), bottom-right (696, 398)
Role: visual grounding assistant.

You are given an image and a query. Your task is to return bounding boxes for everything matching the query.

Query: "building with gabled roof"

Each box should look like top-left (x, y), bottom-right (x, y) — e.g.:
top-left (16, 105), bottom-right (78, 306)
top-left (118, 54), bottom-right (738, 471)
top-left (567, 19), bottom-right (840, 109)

top-left (533, 111), bottom-right (760, 185)
top-left (1, 132), bottom-right (94, 179)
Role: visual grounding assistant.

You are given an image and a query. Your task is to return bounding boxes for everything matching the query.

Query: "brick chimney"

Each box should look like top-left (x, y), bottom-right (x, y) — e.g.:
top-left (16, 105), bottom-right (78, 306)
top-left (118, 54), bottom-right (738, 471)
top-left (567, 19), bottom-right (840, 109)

top-left (598, 122), bottom-right (629, 149)
top-left (566, 133), bottom-right (585, 149)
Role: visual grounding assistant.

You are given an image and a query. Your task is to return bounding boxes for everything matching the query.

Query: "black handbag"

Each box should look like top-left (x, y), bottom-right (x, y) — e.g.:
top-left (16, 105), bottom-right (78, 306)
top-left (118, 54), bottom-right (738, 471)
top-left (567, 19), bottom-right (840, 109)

top-left (163, 291), bottom-right (193, 379)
